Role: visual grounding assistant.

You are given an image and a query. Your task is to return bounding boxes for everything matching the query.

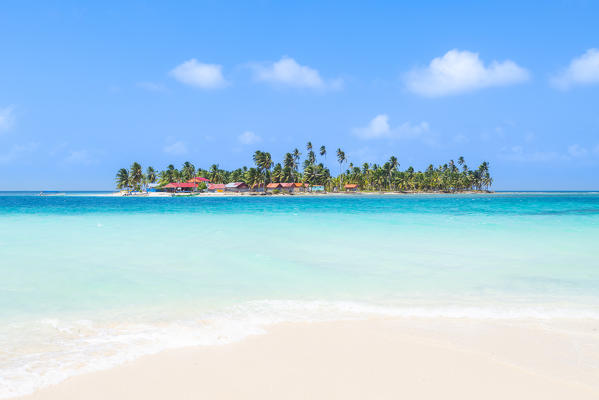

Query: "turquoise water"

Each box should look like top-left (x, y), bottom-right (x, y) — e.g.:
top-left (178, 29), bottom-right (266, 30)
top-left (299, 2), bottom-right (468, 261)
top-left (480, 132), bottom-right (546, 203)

top-left (1, 193), bottom-right (598, 396)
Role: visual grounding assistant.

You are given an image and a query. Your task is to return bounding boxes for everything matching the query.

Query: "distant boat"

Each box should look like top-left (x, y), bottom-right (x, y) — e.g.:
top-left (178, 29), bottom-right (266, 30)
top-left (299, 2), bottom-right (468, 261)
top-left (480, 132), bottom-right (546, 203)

top-left (40, 192), bottom-right (66, 196)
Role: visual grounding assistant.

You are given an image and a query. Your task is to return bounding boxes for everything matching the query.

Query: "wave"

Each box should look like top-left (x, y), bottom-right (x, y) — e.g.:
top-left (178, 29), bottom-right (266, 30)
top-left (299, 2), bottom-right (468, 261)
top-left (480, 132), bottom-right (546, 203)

top-left (2, 299), bottom-right (599, 398)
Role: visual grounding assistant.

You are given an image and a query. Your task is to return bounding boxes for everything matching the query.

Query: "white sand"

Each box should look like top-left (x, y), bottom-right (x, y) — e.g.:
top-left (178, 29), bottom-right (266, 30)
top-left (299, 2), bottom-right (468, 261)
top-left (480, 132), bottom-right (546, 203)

top-left (18, 318), bottom-right (599, 400)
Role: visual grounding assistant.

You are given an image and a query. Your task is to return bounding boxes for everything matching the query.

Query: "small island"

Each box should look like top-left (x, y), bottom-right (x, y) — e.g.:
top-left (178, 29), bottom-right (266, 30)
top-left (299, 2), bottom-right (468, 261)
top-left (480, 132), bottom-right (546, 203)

top-left (115, 143), bottom-right (492, 195)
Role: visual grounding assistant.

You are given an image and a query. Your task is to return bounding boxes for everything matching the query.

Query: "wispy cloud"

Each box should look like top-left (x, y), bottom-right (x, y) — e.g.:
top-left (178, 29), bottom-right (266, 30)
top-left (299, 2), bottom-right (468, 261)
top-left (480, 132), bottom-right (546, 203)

top-left (452, 134), bottom-right (469, 144)
top-left (136, 81), bottom-right (167, 92)
top-left (237, 131), bottom-right (261, 145)
top-left (251, 56), bottom-right (342, 90)
top-left (551, 49), bottom-right (599, 89)
top-left (0, 106), bottom-right (15, 133)
top-left (500, 143), bottom-right (599, 163)
top-left (499, 146), bottom-right (561, 162)
top-left (353, 114), bottom-right (431, 143)
top-left (170, 59), bottom-right (228, 89)
top-left (0, 142), bottom-right (38, 164)
top-left (64, 149), bottom-right (96, 165)
top-left (164, 140), bottom-right (188, 155)
top-left (405, 49), bottom-right (529, 97)
top-left (567, 144), bottom-right (589, 158)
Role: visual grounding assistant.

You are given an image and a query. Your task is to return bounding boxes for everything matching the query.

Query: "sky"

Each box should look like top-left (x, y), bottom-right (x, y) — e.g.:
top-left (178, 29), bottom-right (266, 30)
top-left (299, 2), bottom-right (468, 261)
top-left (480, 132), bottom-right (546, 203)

top-left (1, 0), bottom-right (598, 190)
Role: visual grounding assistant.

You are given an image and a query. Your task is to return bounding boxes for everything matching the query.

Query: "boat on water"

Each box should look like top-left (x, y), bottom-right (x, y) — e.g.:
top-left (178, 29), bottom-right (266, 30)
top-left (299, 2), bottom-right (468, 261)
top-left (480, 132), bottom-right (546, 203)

top-left (39, 192), bottom-right (66, 196)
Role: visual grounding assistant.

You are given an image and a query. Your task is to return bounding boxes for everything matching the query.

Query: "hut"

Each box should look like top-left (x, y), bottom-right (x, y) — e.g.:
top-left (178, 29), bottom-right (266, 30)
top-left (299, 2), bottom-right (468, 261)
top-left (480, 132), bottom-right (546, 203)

top-left (163, 182), bottom-right (197, 193)
top-left (207, 183), bottom-right (226, 193)
top-left (292, 183), bottom-right (308, 193)
top-left (225, 182), bottom-right (249, 193)
top-left (266, 183), bottom-right (283, 192)
top-left (345, 184), bottom-right (359, 192)
top-left (280, 183), bottom-right (295, 193)
top-left (188, 177), bottom-right (210, 184)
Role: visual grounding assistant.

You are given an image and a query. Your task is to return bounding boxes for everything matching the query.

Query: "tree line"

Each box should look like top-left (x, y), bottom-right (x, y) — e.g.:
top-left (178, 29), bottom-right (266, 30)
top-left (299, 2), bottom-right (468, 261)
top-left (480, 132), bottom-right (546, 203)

top-left (116, 142), bottom-right (492, 192)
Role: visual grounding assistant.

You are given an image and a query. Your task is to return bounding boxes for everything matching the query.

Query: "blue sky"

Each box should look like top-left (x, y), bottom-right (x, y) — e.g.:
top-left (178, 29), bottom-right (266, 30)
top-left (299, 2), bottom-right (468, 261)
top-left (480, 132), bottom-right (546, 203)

top-left (1, 0), bottom-right (598, 190)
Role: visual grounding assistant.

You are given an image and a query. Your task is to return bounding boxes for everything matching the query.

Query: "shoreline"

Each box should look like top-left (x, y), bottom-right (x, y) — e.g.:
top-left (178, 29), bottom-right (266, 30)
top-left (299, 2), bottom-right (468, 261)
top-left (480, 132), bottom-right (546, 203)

top-left (74, 190), bottom-right (496, 197)
top-left (16, 317), bottom-right (599, 400)
top-left (29, 190), bottom-right (599, 197)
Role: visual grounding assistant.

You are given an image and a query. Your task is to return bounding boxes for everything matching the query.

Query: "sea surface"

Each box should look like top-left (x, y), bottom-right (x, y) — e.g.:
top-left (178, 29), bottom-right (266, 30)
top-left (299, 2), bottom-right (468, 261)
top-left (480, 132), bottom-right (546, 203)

top-left (1, 192), bottom-right (598, 397)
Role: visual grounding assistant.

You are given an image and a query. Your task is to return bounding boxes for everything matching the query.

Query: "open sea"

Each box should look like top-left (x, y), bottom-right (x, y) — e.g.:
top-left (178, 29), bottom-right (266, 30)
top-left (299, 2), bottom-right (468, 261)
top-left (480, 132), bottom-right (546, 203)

top-left (1, 192), bottom-right (598, 397)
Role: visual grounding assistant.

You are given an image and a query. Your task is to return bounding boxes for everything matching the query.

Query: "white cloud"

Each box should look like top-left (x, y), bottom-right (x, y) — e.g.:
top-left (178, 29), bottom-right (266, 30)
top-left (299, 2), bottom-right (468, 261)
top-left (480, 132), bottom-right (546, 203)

top-left (353, 114), bottom-right (391, 139)
top-left (567, 144), bottom-right (588, 158)
top-left (405, 49), bottom-right (529, 97)
top-left (238, 131), bottom-right (261, 145)
top-left (252, 56), bottom-right (342, 90)
top-left (0, 106), bottom-right (15, 133)
top-left (137, 81), bottom-right (167, 92)
top-left (170, 59), bottom-right (228, 89)
top-left (353, 114), bottom-right (431, 142)
top-left (551, 49), bottom-right (599, 89)
top-left (164, 140), bottom-right (188, 155)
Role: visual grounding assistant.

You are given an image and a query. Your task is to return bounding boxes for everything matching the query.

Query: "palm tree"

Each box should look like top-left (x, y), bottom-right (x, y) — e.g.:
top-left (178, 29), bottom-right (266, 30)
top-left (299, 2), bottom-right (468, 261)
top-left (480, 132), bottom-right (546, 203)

top-left (261, 152), bottom-right (273, 184)
top-left (130, 162), bottom-right (143, 191)
top-left (115, 168), bottom-right (130, 190)
top-left (159, 164), bottom-right (179, 185)
top-left (303, 164), bottom-right (323, 187)
top-left (292, 148), bottom-right (301, 172)
top-left (306, 141), bottom-right (313, 153)
top-left (336, 148), bottom-right (346, 189)
top-left (388, 156), bottom-right (399, 191)
top-left (146, 166), bottom-right (157, 184)
top-left (272, 163), bottom-right (283, 183)
top-left (181, 161), bottom-right (196, 182)
top-left (253, 151), bottom-right (273, 190)
top-left (119, 152), bottom-right (492, 194)
top-left (320, 145), bottom-right (326, 161)
top-left (283, 153), bottom-right (296, 182)
top-left (244, 167), bottom-right (261, 191)
top-left (209, 164), bottom-right (221, 183)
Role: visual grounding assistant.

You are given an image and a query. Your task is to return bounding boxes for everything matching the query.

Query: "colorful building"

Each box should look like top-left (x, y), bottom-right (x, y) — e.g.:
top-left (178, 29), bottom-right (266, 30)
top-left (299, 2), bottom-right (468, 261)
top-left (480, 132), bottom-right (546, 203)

top-left (207, 183), bottom-right (226, 193)
top-left (163, 182), bottom-right (198, 192)
top-left (225, 182), bottom-right (249, 192)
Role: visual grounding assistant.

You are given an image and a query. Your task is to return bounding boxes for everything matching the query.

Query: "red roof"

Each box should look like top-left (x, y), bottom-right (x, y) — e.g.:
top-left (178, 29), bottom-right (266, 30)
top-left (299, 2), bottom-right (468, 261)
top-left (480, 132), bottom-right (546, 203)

top-left (164, 182), bottom-right (197, 188)
top-left (188, 177), bottom-right (210, 183)
top-left (207, 183), bottom-right (226, 190)
top-left (266, 183), bottom-right (282, 189)
top-left (345, 184), bottom-right (358, 189)
top-left (294, 183), bottom-right (308, 187)
top-left (280, 183), bottom-right (295, 188)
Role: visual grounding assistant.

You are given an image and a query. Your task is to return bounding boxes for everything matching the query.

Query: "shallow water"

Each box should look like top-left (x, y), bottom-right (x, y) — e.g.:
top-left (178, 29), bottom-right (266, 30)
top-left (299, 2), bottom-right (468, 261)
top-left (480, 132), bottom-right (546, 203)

top-left (1, 193), bottom-right (598, 397)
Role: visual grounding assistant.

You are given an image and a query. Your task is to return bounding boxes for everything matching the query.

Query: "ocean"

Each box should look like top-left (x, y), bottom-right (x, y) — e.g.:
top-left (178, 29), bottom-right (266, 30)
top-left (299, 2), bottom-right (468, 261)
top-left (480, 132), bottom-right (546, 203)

top-left (1, 193), bottom-right (598, 397)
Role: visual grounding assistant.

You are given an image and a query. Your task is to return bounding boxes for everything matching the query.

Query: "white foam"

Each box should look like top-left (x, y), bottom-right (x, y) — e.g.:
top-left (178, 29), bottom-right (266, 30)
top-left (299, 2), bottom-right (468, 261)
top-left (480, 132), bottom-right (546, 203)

top-left (2, 300), bottom-right (599, 398)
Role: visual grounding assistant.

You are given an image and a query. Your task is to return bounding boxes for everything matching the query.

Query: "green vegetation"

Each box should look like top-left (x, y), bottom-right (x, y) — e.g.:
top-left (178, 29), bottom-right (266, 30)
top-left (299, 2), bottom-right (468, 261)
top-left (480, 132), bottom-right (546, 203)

top-left (116, 143), bottom-right (492, 192)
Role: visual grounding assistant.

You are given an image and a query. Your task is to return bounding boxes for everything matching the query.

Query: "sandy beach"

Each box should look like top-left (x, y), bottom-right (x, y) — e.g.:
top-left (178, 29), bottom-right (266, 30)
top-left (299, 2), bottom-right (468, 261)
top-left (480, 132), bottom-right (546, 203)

top-left (94, 190), bottom-right (494, 197)
top-left (18, 318), bottom-right (599, 400)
